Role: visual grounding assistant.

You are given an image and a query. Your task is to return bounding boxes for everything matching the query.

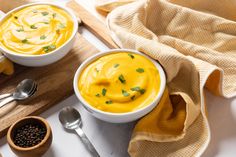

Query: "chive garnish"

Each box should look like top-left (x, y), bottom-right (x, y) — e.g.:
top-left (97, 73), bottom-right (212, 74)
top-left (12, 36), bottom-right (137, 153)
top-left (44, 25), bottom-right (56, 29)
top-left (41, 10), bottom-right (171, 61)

top-left (21, 39), bottom-right (28, 44)
top-left (131, 86), bottom-right (146, 94)
top-left (40, 35), bottom-right (46, 40)
top-left (58, 23), bottom-right (65, 29)
top-left (95, 68), bottom-right (99, 72)
top-left (16, 26), bottom-right (24, 32)
top-left (43, 44), bottom-right (56, 53)
top-left (105, 100), bottom-right (112, 104)
top-left (131, 95), bottom-right (135, 100)
top-left (52, 13), bottom-right (57, 18)
top-left (30, 25), bottom-right (37, 29)
top-left (102, 88), bottom-right (107, 96)
top-left (56, 29), bottom-right (60, 34)
top-left (122, 90), bottom-right (130, 97)
top-left (128, 53), bottom-right (134, 59)
top-left (139, 89), bottom-right (146, 94)
top-left (41, 11), bottom-right (49, 16)
top-left (44, 21), bottom-right (49, 24)
top-left (136, 68), bottom-right (144, 73)
top-left (118, 74), bottom-right (126, 84)
top-left (32, 9), bottom-right (38, 13)
top-left (114, 64), bottom-right (119, 68)
top-left (95, 94), bottom-right (100, 97)
top-left (130, 87), bottom-right (141, 91)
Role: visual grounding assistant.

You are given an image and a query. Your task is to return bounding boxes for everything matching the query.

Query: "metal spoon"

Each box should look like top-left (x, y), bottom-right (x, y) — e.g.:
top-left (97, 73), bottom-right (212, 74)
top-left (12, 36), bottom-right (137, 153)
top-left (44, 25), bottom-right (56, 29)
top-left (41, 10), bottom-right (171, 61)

top-left (59, 107), bottom-right (100, 157)
top-left (0, 79), bottom-right (37, 108)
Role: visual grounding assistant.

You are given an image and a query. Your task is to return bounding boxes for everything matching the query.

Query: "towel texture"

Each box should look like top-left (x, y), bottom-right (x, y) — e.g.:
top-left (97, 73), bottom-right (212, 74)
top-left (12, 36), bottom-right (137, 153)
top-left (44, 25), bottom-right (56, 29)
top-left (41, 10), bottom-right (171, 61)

top-left (105, 0), bottom-right (236, 156)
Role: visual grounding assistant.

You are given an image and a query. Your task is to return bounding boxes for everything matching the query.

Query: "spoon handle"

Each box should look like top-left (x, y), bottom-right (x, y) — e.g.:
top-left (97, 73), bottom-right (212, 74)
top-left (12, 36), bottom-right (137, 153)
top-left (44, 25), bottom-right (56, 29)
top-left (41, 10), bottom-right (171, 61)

top-left (0, 93), bottom-right (12, 100)
top-left (0, 96), bottom-right (15, 108)
top-left (75, 128), bottom-right (100, 157)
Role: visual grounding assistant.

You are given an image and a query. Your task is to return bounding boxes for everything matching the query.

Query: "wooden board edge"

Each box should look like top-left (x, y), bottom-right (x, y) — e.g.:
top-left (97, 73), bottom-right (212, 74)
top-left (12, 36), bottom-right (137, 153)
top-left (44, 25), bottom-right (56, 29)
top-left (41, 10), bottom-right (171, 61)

top-left (66, 1), bottom-right (119, 49)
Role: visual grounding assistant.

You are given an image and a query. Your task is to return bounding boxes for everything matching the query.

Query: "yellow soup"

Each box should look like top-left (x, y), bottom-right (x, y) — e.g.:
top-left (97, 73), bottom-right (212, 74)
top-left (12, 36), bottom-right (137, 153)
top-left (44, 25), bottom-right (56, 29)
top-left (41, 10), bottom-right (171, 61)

top-left (0, 5), bottom-right (74, 55)
top-left (78, 52), bottom-right (161, 113)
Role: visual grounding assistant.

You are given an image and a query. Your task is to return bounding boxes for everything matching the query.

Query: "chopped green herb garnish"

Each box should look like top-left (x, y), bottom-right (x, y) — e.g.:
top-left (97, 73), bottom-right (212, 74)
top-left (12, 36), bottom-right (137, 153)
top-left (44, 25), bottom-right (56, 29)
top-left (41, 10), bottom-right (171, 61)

top-left (49, 45), bottom-right (56, 49)
top-left (128, 53), bottom-right (135, 59)
top-left (136, 68), bottom-right (144, 73)
top-left (114, 64), bottom-right (119, 68)
top-left (32, 9), bottom-right (38, 13)
top-left (139, 89), bottom-right (146, 94)
top-left (131, 86), bottom-right (146, 94)
top-left (105, 100), bottom-right (112, 104)
top-left (131, 95), bottom-right (135, 100)
top-left (56, 29), bottom-right (60, 34)
top-left (122, 90), bottom-right (130, 97)
top-left (131, 87), bottom-right (141, 91)
top-left (95, 94), bottom-right (100, 97)
top-left (41, 11), bottom-right (49, 16)
top-left (102, 88), bottom-right (107, 96)
top-left (118, 74), bottom-right (126, 84)
top-left (44, 21), bottom-right (49, 24)
top-left (40, 35), bottom-right (46, 40)
top-left (30, 25), bottom-right (37, 29)
top-left (95, 68), bottom-right (99, 72)
top-left (21, 39), bottom-right (28, 44)
top-left (43, 44), bottom-right (56, 53)
top-left (58, 23), bottom-right (66, 29)
top-left (16, 26), bottom-right (24, 32)
top-left (14, 16), bottom-right (18, 19)
top-left (52, 13), bottom-right (57, 18)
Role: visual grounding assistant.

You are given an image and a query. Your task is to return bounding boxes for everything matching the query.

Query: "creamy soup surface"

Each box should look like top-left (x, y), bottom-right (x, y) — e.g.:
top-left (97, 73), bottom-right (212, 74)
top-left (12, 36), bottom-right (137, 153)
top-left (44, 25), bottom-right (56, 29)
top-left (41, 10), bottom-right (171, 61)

top-left (78, 52), bottom-right (161, 113)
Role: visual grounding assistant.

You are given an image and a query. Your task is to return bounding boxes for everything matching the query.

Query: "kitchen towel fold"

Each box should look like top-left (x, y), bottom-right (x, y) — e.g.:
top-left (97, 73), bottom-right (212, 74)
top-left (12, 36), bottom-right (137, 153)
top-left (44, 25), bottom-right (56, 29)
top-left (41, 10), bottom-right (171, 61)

top-left (105, 0), bottom-right (236, 156)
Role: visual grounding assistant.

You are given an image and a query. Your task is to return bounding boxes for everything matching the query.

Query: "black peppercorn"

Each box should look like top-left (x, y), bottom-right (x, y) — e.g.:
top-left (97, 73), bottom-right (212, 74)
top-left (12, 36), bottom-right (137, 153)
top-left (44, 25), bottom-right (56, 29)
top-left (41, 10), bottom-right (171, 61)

top-left (13, 123), bottom-right (46, 148)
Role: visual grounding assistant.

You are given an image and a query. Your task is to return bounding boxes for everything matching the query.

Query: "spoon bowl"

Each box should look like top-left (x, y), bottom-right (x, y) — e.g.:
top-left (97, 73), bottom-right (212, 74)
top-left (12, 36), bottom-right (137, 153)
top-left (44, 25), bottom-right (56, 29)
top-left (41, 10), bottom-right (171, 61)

top-left (13, 79), bottom-right (37, 100)
top-left (0, 79), bottom-right (37, 108)
top-left (59, 107), bottom-right (100, 157)
top-left (59, 107), bottom-right (82, 130)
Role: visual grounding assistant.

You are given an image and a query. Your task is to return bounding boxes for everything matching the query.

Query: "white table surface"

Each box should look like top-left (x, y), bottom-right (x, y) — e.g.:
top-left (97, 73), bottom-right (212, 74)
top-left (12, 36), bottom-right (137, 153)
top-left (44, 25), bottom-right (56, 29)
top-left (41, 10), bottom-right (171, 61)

top-left (1, 1), bottom-right (236, 157)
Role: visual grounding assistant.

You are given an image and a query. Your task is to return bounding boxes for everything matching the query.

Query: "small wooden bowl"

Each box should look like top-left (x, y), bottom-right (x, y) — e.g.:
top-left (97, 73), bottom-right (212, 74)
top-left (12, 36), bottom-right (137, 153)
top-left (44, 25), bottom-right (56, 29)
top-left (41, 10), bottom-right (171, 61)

top-left (7, 116), bottom-right (53, 157)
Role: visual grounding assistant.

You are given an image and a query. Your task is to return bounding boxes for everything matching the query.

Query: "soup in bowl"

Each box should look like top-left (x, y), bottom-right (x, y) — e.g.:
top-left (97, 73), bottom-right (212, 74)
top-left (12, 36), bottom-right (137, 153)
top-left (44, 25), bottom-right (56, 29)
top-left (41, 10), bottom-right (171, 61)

top-left (0, 3), bottom-right (78, 66)
top-left (73, 49), bottom-right (166, 123)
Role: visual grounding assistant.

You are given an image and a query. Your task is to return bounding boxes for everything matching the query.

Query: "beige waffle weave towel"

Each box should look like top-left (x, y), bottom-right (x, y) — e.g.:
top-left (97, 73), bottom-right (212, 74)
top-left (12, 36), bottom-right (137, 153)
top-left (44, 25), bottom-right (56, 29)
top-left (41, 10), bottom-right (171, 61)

top-left (104, 0), bottom-right (236, 156)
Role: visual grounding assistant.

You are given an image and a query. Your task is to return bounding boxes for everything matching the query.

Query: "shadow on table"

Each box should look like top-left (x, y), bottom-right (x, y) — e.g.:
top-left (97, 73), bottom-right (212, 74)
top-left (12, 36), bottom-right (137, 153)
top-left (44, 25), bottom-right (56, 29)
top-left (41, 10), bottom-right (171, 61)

top-left (0, 136), bottom-right (7, 148)
top-left (202, 90), bottom-right (236, 157)
top-left (41, 95), bottom-right (135, 157)
top-left (0, 136), bottom-right (56, 157)
top-left (43, 146), bottom-right (56, 157)
top-left (91, 116), bottom-right (135, 157)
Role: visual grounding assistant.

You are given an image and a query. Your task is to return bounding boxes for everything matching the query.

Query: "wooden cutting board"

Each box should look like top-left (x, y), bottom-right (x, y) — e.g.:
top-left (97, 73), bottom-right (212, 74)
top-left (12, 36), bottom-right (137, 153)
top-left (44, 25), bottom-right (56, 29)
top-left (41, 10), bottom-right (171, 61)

top-left (0, 1), bottom-right (118, 138)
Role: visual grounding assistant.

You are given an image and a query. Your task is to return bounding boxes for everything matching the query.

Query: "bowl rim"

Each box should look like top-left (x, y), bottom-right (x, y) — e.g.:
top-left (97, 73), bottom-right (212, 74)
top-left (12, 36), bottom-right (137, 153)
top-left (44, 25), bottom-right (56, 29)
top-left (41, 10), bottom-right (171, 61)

top-left (73, 48), bottom-right (166, 116)
top-left (0, 2), bottom-right (78, 58)
top-left (7, 116), bottom-right (52, 151)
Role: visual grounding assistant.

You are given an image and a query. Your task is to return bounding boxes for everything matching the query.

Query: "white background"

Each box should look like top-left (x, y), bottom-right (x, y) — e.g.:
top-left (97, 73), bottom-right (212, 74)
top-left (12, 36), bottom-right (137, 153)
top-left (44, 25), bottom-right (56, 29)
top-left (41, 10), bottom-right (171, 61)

top-left (1, 0), bottom-right (236, 157)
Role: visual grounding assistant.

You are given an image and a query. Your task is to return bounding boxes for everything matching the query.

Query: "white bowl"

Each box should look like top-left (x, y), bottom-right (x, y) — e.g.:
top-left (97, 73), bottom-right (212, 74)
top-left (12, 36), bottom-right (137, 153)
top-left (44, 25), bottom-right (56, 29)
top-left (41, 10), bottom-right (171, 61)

top-left (0, 3), bottom-right (78, 67)
top-left (73, 49), bottom-right (166, 123)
